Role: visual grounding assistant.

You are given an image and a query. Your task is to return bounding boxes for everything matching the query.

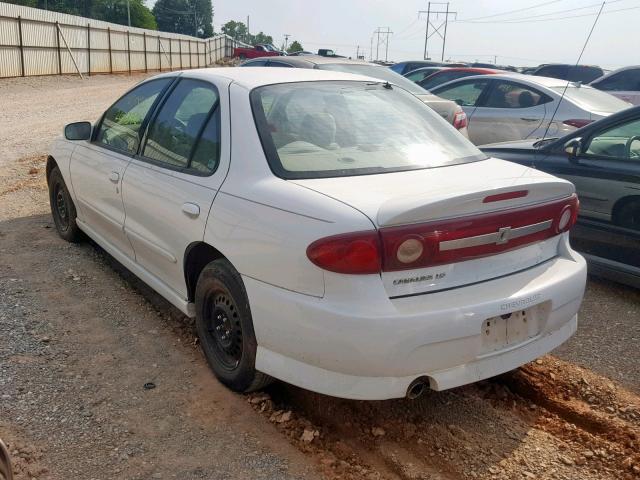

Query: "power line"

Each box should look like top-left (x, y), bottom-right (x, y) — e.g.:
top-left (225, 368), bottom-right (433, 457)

top-left (467, 4), bottom-right (640, 24)
top-left (419, 2), bottom-right (457, 61)
top-left (458, 0), bottom-right (625, 23)
top-left (455, 0), bottom-right (563, 22)
top-left (373, 27), bottom-right (393, 61)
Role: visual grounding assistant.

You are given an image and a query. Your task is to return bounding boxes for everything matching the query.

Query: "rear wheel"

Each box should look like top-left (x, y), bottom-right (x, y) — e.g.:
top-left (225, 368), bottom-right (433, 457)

top-left (195, 259), bottom-right (272, 392)
top-left (48, 166), bottom-right (83, 242)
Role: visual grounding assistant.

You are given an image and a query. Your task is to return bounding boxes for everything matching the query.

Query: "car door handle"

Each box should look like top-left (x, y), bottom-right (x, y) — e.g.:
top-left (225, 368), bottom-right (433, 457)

top-left (108, 171), bottom-right (119, 183)
top-left (520, 117), bottom-right (539, 122)
top-left (182, 202), bottom-right (200, 217)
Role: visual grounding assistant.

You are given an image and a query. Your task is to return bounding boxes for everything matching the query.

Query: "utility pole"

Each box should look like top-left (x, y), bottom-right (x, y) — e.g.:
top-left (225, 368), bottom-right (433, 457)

top-left (373, 27), bottom-right (392, 62)
top-left (418, 2), bottom-right (457, 61)
top-left (356, 45), bottom-right (359, 59)
top-left (283, 34), bottom-right (290, 50)
top-left (246, 15), bottom-right (250, 43)
top-left (370, 35), bottom-right (374, 61)
top-left (126, 0), bottom-right (131, 27)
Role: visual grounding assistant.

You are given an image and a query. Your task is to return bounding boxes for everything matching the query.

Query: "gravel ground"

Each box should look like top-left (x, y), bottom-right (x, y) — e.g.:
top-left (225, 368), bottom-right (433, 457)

top-left (1, 73), bottom-right (639, 480)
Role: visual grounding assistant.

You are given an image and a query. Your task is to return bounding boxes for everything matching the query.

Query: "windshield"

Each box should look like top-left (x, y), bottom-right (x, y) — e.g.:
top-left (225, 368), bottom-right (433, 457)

top-left (550, 86), bottom-right (631, 113)
top-left (316, 63), bottom-right (428, 95)
top-left (250, 81), bottom-right (486, 179)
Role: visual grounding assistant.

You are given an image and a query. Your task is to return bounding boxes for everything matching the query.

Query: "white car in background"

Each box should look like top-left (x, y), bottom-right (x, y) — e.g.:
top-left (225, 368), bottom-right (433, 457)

top-left (431, 73), bottom-right (631, 145)
top-left (590, 66), bottom-right (640, 105)
top-left (47, 68), bottom-right (586, 400)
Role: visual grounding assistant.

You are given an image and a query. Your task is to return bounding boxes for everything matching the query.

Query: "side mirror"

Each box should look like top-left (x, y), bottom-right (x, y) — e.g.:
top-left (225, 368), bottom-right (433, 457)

top-left (64, 121), bottom-right (92, 141)
top-left (564, 137), bottom-right (582, 159)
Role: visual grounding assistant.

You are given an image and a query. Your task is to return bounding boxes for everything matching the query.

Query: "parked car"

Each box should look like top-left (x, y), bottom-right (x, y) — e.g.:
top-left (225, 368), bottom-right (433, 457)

top-left (470, 62), bottom-right (518, 72)
top-left (431, 74), bottom-right (631, 145)
top-left (480, 106), bottom-right (640, 287)
top-left (404, 66), bottom-right (445, 83)
top-left (590, 66), bottom-right (640, 105)
top-left (390, 60), bottom-right (445, 75)
top-left (234, 44), bottom-right (283, 60)
top-left (47, 68), bottom-right (586, 400)
top-left (417, 67), bottom-right (502, 91)
top-left (287, 50), bottom-right (314, 56)
top-left (241, 55), bottom-right (469, 135)
top-left (530, 64), bottom-right (605, 83)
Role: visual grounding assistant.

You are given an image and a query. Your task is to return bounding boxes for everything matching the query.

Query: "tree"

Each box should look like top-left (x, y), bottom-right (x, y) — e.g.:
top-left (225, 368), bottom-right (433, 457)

top-left (153, 0), bottom-right (212, 37)
top-left (221, 21), bottom-right (274, 45)
top-left (92, 0), bottom-right (157, 29)
top-left (287, 40), bottom-right (303, 54)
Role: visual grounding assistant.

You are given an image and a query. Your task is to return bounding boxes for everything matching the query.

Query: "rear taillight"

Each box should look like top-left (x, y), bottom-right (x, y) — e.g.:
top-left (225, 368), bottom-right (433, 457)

top-left (307, 195), bottom-right (579, 274)
top-left (453, 111), bottom-right (468, 130)
top-left (563, 119), bottom-right (593, 128)
top-left (306, 231), bottom-right (381, 274)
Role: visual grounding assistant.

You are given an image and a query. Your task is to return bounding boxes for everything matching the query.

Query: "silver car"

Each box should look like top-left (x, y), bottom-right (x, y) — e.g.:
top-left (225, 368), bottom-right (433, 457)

top-left (431, 73), bottom-right (631, 145)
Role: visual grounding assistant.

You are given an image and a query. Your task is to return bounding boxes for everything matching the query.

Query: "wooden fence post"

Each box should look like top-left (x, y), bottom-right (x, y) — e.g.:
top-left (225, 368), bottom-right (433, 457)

top-left (188, 40), bottom-right (192, 68)
top-left (55, 21), bottom-right (62, 75)
top-left (143, 32), bottom-right (147, 72)
top-left (158, 35), bottom-right (161, 71)
top-left (17, 16), bottom-right (25, 77)
top-left (127, 30), bottom-right (131, 75)
top-left (179, 40), bottom-right (183, 69)
top-left (107, 27), bottom-right (112, 73)
top-left (168, 38), bottom-right (172, 70)
top-left (86, 23), bottom-right (91, 76)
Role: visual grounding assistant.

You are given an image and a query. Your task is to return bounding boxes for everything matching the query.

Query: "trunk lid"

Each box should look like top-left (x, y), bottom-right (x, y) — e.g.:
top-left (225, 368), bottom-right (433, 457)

top-left (294, 158), bottom-right (575, 297)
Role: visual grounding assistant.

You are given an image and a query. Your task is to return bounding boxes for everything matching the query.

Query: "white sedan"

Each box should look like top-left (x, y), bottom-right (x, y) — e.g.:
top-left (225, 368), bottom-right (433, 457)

top-left (47, 68), bottom-right (587, 400)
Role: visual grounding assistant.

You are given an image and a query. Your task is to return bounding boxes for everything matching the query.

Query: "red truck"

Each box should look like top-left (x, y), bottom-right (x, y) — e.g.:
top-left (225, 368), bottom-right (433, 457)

top-left (234, 44), bottom-right (284, 60)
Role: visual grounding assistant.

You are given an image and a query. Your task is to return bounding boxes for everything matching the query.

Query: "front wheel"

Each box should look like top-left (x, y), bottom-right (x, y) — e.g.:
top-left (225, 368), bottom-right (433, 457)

top-left (48, 166), bottom-right (83, 242)
top-left (195, 259), bottom-right (272, 392)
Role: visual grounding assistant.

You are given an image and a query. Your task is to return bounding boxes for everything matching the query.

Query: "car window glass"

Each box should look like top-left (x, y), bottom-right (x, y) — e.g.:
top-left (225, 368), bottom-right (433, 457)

top-left (484, 81), bottom-right (550, 109)
top-left (143, 79), bottom-right (219, 169)
top-left (190, 106), bottom-right (221, 174)
top-left (596, 69), bottom-right (640, 91)
top-left (95, 79), bottom-right (170, 154)
top-left (268, 61), bottom-right (292, 67)
top-left (536, 65), bottom-right (567, 78)
top-left (433, 80), bottom-right (488, 107)
top-left (420, 71), bottom-right (474, 90)
top-left (585, 118), bottom-right (640, 160)
top-left (245, 59), bottom-right (267, 66)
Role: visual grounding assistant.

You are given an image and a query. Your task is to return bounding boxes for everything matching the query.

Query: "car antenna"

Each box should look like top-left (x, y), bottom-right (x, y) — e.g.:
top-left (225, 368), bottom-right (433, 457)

top-left (541, 1), bottom-right (606, 140)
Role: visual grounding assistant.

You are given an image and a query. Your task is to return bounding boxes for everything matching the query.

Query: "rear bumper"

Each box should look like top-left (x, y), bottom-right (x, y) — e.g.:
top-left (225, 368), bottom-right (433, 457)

top-left (245, 244), bottom-right (586, 400)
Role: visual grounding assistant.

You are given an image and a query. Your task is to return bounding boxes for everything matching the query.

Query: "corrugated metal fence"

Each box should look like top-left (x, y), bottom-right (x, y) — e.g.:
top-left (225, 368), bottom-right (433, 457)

top-left (0, 2), bottom-right (247, 78)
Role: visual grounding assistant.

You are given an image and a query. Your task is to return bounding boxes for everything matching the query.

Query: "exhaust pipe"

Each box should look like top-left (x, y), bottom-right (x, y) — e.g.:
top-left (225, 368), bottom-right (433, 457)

top-left (406, 379), bottom-right (427, 400)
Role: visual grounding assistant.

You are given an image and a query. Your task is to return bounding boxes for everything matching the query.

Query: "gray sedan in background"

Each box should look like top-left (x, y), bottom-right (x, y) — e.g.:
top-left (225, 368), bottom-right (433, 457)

top-left (431, 74), bottom-right (631, 145)
top-left (240, 55), bottom-right (469, 136)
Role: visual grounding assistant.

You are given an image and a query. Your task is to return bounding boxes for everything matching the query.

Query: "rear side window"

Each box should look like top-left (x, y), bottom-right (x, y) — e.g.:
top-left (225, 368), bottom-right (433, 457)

top-left (594, 69), bottom-right (640, 91)
top-left (433, 79), bottom-right (489, 106)
top-left (142, 79), bottom-right (220, 174)
top-left (483, 81), bottom-right (551, 109)
top-left (95, 79), bottom-right (170, 154)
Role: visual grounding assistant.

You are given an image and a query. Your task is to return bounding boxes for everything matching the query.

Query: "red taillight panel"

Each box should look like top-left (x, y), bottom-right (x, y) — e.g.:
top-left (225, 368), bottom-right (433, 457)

top-left (563, 119), bottom-right (593, 129)
top-left (306, 231), bottom-right (381, 274)
top-left (307, 195), bottom-right (578, 274)
top-left (380, 194), bottom-right (579, 271)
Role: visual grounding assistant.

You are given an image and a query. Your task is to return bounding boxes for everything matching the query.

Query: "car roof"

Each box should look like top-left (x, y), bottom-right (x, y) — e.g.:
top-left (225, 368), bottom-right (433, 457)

top-left (246, 54), bottom-right (379, 68)
top-left (177, 66), bottom-right (381, 89)
top-left (434, 67), bottom-right (502, 74)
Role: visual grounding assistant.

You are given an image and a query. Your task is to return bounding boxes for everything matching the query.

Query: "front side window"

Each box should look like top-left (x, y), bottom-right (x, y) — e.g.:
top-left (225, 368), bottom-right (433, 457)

top-left (96, 79), bottom-right (170, 154)
top-left (142, 79), bottom-right (220, 173)
top-left (483, 81), bottom-right (551, 109)
top-left (585, 119), bottom-right (640, 160)
top-left (420, 71), bottom-right (475, 91)
top-left (251, 81), bottom-right (486, 179)
top-left (434, 79), bottom-right (489, 106)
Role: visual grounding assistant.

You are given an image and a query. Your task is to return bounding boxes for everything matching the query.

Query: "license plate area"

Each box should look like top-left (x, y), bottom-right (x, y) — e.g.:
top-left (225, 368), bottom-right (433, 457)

top-left (481, 303), bottom-right (548, 354)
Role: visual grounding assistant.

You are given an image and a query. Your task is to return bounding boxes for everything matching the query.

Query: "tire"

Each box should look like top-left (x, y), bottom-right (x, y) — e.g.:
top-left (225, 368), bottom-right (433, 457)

top-left (616, 201), bottom-right (640, 230)
top-left (195, 259), bottom-right (272, 392)
top-left (48, 166), bottom-right (83, 243)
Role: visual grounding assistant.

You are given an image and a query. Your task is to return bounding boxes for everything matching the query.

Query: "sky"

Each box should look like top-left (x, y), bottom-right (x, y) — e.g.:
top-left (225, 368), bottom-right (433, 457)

top-left (206, 0), bottom-right (639, 69)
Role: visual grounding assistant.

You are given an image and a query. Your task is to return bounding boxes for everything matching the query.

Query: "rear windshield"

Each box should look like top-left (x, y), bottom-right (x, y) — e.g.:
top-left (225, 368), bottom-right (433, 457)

top-left (550, 86), bottom-right (631, 113)
top-left (250, 81), bottom-right (485, 179)
top-left (316, 63), bottom-right (427, 95)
